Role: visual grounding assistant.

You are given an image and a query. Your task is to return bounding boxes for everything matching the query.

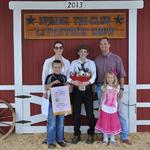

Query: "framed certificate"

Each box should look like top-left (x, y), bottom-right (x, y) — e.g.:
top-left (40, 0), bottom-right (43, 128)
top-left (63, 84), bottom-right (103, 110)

top-left (50, 85), bottom-right (72, 116)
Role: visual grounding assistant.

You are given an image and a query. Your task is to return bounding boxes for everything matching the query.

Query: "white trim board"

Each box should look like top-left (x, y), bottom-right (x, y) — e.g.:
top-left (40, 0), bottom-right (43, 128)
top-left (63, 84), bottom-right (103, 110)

top-left (1, 84), bottom-right (150, 91)
top-left (136, 120), bottom-right (150, 125)
top-left (15, 125), bottom-right (90, 134)
top-left (128, 9), bottom-right (137, 132)
top-left (0, 103), bottom-right (15, 108)
top-left (137, 84), bottom-right (150, 89)
top-left (0, 121), bottom-right (14, 127)
top-left (137, 103), bottom-right (150, 108)
top-left (22, 85), bottom-right (129, 93)
top-left (14, 126), bottom-right (99, 134)
top-left (9, 1), bottom-right (143, 10)
top-left (0, 85), bottom-right (15, 90)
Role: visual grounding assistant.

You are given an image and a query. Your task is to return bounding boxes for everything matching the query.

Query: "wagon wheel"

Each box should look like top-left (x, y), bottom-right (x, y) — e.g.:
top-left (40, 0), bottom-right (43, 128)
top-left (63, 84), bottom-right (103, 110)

top-left (0, 99), bottom-right (15, 140)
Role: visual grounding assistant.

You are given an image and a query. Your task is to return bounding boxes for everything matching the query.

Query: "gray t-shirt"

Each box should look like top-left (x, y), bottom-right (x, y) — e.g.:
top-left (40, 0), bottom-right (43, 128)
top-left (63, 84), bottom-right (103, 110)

top-left (95, 52), bottom-right (126, 83)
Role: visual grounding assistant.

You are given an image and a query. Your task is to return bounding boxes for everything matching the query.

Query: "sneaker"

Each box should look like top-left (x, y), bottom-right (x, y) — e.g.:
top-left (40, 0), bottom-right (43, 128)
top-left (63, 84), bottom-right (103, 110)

top-left (102, 140), bottom-right (108, 146)
top-left (110, 135), bottom-right (115, 145)
top-left (48, 144), bottom-right (57, 149)
top-left (122, 139), bottom-right (132, 145)
top-left (110, 141), bottom-right (115, 145)
top-left (103, 134), bottom-right (109, 145)
top-left (71, 135), bottom-right (81, 144)
top-left (86, 135), bottom-right (94, 144)
top-left (57, 141), bottom-right (67, 147)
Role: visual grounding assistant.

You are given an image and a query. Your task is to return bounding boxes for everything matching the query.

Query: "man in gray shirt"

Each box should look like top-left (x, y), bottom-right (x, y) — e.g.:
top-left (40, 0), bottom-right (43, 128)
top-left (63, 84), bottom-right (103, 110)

top-left (95, 38), bottom-right (131, 145)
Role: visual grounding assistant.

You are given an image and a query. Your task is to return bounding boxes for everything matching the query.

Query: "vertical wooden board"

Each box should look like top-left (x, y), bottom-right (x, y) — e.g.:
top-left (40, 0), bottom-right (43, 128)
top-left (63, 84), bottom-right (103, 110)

top-left (137, 0), bottom-right (150, 84)
top-left (0, 1), bottom-right (14, 85)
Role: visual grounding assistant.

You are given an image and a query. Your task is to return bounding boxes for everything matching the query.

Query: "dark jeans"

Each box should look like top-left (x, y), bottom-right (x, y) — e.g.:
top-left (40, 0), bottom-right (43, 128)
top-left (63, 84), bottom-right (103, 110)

top-left (72, 86), bottom-right (95, 136)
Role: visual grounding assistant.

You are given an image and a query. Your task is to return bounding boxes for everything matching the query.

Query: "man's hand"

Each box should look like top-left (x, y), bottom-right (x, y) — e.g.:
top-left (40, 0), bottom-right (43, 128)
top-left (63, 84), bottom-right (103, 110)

top-left (52, 80), bottom-right (61, 85)
top-left (118, 90), bottom-right (124, 99)
top-left (117, 105), bottom-right (120, 112)
top-left (43, 93), bottom-right (48, 99)
top-left (98, 107), bottom-right (101, 112)
top-left (98, 102), bottom-right (102, 112)
top-left (44, 80), bottom-right (61, 90)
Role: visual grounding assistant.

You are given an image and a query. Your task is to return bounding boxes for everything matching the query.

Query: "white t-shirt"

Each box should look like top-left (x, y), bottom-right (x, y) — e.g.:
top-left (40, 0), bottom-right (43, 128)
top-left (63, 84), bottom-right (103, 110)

top-left (102, 85), bottom-right (119, 114)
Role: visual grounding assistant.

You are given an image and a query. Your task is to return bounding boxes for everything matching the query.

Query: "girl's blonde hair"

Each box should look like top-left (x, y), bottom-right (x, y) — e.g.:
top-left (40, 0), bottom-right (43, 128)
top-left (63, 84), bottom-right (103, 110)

top-left (102, 71), bottom-right (119, 91)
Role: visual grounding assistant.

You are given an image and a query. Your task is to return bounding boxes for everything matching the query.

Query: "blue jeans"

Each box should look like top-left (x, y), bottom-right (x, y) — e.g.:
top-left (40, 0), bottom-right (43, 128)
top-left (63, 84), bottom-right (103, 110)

top-left (96, 83), bottom-right (128, 140)
top-left (96, 83), bottom-right (103, 106)
top-left (47, 103), bottom-right (64, 144)
top-left (119, 103), bottom-right (129, 140)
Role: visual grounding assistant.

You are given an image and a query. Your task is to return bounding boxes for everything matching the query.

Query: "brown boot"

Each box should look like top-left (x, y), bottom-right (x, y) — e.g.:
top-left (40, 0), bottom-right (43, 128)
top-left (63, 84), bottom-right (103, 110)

top-left (122, 139), bottom-right (132, 145)
top-left (48, 144), bottom-right (57, 149)
top-left (57, 141), bottom-right (67, 147)
top-left (71, 135), bottom-right (81, 144)
top-left (86, 135), bottom-right (94, 144)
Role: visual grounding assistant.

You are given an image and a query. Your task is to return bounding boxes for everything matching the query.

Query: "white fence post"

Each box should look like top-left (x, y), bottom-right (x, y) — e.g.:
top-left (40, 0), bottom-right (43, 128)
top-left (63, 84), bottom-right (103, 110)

top-left (128, 9), bottom-right (138, 132)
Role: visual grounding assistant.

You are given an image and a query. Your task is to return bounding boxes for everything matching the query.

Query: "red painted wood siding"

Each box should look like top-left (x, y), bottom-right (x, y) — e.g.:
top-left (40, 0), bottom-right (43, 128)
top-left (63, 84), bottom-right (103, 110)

top-left (137, 0), bottom-right (150, 131)
top-left (0, 0), bottom-right (14, 104)
top-left (137, 0), bottom-right (150, 84)
top-left (0, 1), bottom-right (14, 85)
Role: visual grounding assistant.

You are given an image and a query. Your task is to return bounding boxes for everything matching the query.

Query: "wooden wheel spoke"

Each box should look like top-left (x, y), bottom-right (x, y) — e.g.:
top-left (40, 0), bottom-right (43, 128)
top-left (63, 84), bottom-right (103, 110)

top-left (0, 128), bottom-right (6, 135)
top-left (0, 109), bottom-right (7, 115)
top-left (0, 122), bottom-right (12, 126)
top-left (0, 116), bottom-right (12, 120)
top-left (0, 99), bottom-right (16, 139)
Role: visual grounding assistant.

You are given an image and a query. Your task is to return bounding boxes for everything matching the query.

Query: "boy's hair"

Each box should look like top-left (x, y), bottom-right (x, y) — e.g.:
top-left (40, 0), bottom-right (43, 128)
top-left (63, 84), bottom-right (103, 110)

top-left (52, 60), bottom-right (62, 67)
top-left (103, 71), bottom-right (119, 90)
top-left (78, 45), bottom-right (89, 52)
top-left (100, 37), bottom-right (111, 44)
top-left (53, 41), bottom-right (64, 48)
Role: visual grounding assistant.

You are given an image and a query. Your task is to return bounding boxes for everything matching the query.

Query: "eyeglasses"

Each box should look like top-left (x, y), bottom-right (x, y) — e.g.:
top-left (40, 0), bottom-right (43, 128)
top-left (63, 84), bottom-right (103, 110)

top-left (54, 46), bottom-right (63, 50)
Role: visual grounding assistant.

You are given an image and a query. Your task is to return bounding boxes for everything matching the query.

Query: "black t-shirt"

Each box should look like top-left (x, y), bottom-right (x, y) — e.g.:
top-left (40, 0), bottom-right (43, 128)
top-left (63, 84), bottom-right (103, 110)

top-left (45, 73), bottom-right (67, 87)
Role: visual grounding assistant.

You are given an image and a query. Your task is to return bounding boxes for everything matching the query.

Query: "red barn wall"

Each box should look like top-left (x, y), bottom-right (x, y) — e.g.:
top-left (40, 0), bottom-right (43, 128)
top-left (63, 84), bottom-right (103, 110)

top-left (137, 0), bottom-right (150, 131)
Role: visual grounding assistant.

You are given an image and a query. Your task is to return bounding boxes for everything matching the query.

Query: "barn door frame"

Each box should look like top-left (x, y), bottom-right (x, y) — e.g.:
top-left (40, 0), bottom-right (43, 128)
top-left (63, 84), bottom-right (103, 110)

top-left (9, 1), bottom-right (144, 133)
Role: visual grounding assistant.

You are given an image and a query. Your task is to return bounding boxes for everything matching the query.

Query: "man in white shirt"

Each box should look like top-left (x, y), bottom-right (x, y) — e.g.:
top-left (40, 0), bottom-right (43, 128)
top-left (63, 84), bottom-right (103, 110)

top-left (42, 41), bottom-right (70, 99)
top-left (68, 45), bottom-right (96, 144)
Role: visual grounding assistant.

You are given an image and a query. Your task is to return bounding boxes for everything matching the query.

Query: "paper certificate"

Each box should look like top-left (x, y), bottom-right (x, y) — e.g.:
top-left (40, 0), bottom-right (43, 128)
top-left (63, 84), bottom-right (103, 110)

top-left (50, 85), bottom-right (72, 116)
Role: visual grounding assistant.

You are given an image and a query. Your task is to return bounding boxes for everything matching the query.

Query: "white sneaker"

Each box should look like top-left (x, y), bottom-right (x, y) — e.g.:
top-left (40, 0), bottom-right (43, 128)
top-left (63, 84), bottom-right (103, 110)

top-left (103, 140), bottom-right (108, 146)
top-left (109, 135), bottom-right (115, 145)
top-left (110, 141), bottom-right (115, 145)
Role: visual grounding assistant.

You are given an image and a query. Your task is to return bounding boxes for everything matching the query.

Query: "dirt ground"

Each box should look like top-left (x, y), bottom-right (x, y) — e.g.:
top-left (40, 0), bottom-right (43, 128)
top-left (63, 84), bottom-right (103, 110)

top-left (0, 133), bottom-right (150, 150)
